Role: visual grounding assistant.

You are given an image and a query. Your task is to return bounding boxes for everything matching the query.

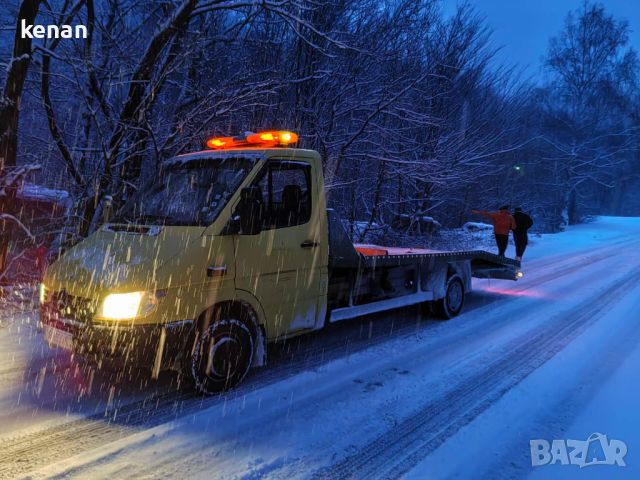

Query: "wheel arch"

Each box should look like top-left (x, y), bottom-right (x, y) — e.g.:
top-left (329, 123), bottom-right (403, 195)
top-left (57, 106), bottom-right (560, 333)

top-left (194, 295), bottom-right (267, 367)
top-left (447, 261), bottom-right (472, 293)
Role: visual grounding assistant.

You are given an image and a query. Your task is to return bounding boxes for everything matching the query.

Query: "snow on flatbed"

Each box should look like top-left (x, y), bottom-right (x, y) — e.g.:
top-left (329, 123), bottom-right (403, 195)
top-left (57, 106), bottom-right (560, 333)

top-left (1, 217), bottom-right (640, 479)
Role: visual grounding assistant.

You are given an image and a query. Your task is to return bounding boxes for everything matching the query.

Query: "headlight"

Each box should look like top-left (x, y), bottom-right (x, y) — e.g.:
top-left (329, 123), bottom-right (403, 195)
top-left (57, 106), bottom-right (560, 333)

top-left (39, 283), bottom-right (47, 305)
top-left (97, 291), bottom-right (161, 320)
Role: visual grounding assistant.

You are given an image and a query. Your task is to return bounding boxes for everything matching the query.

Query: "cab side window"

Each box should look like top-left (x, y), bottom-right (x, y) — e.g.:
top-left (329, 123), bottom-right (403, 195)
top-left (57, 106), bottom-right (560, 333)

top-left (255, 162), bottom-right (312, 229)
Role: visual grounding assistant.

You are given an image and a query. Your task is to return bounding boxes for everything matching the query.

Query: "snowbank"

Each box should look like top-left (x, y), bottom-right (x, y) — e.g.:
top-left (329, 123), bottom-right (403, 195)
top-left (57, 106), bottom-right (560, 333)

top-left (462, 221), bottom-right (493, 232)
top-left (18, 184), bottom-right (70, 204)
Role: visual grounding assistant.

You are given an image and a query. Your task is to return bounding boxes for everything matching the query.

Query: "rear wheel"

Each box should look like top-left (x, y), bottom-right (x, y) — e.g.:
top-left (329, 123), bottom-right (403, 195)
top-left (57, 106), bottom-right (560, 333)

top-left (190, 317), bottom-right (254, 394)
top-left (434, 274), bottom-right (465, 319)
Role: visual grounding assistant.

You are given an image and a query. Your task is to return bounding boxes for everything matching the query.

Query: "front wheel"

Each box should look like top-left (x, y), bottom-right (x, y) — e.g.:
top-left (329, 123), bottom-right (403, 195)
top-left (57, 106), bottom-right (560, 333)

top-left (190, 318), bottom-right (254, 394)
top-left (433, 275), bottom-right (465, 319)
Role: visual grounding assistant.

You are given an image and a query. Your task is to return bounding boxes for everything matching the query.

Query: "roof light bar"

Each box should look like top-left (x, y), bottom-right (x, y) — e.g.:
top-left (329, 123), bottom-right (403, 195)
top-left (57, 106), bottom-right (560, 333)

top-left (205, 130), bottom-right (299, 150)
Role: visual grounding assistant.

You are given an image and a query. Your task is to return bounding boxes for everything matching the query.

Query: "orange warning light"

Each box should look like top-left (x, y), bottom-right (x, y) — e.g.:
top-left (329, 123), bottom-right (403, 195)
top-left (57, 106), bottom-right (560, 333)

top-left (246, 131), bottom-right (299, 146)
top-left (206, 131), bottom-right (298, 149)
top-left (206, 136), bottom-right (235, 149)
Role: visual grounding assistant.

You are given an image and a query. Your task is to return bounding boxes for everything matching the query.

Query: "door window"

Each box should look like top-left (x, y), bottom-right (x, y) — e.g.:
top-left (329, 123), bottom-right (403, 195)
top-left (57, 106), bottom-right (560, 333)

top-left (254, 162), bottom-right (312, 229)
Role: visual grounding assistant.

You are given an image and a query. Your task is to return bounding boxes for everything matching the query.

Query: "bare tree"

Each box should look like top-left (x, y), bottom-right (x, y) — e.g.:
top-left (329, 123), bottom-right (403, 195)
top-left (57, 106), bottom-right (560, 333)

top-left (0, 0), bottom-right (41, 277)
top-left (541, 1), bottom-right (639, 224)
top-left (3, 0), bottom-right (638, 275)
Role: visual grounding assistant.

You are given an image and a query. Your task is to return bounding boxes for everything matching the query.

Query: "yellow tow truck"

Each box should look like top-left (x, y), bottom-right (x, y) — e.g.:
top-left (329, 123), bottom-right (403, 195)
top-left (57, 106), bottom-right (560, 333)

top-left (40, 130), bottom-right (520, 393)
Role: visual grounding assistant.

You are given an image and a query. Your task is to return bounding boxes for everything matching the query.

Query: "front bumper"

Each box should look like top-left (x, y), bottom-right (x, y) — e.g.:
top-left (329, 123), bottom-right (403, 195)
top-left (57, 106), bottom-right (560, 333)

top-left (40, 302), bottom-right (194, 370)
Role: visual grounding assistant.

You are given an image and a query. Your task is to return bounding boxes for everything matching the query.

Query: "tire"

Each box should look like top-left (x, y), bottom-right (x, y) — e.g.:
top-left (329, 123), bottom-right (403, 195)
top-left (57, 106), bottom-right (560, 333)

top-left (433, 274), bottom-right (465, 319)
top-left (190, 317), bottom-right (254, 394)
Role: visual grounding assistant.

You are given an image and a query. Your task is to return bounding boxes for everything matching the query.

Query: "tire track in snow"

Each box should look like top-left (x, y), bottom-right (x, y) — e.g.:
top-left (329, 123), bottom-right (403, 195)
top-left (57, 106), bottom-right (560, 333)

top-left (0, 238), bottom-right (635, 478)
top-left (313, 267), bottom-right (640, 479)
top-left (56, 241), bottom-right (640, 479)
top-left (476, 235), bottom-right (639, 294)
top-left (516, 234), bottom-right (635, 270)
top-left (0, 391), bottom-right (197, 479)
top-left (478, 283), bottom-right (640, 480)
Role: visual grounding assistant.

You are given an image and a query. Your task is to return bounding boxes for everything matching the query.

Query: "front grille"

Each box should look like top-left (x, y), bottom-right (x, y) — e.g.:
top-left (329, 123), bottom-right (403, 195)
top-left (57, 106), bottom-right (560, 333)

top-left (50, 291), bottom-right (97, 324)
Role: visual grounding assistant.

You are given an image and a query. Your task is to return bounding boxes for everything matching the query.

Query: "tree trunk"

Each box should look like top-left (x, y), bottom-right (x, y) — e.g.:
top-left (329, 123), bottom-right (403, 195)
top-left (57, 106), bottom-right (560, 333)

top-left (567, 188), bottom-right (579, 225)
top-left (0, 0), bottom-right (41, 278)
top-left (0, 0), bottom-right (40, 172)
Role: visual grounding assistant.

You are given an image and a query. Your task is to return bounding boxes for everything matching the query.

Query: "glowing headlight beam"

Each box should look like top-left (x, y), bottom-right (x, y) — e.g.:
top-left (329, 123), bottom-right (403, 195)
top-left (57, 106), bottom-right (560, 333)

top-left (97, 291), bottom-right (162, 320)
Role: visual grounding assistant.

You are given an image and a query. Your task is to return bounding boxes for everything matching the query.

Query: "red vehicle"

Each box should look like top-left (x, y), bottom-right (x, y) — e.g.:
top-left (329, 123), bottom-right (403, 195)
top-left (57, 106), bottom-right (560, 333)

top-left (1, 184), bottom-right (70, 285)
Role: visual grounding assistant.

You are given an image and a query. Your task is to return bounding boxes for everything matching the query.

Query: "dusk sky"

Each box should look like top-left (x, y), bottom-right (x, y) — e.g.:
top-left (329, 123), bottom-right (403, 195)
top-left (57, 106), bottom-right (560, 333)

top-left (442, 0), bottom-right (640, 81)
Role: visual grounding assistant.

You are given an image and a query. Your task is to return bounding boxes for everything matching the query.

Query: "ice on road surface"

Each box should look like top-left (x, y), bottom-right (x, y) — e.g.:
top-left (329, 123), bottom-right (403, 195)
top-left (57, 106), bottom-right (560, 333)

top-left (1, 216), bottom-right (639, 479)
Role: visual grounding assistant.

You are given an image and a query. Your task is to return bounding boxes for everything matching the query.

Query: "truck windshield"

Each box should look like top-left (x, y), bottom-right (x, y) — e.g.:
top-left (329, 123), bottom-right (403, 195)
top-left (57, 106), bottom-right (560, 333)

top-left (115, 156), bottom-right (255, 226)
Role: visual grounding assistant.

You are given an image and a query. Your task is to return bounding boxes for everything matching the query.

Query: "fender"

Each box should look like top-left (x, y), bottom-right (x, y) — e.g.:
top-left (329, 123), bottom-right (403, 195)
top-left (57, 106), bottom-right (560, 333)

top-left (199, 289), bottom-right (268, 367)
top-left (448, 261), bottom-right (472, 292)
top-left (230, 290), bottom-right (268, 367)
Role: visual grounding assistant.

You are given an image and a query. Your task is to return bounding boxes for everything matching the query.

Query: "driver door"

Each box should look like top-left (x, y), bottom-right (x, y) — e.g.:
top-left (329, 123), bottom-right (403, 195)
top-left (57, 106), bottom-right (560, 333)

top-left (233, 160), bottom-right (322, 339)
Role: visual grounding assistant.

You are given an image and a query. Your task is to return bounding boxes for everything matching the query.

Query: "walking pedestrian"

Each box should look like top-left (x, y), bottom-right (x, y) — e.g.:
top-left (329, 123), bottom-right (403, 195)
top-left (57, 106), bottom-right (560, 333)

top-left (512, 207), bottom-right (533, 261)
top-left (471, 206), bottom-right (516, 257)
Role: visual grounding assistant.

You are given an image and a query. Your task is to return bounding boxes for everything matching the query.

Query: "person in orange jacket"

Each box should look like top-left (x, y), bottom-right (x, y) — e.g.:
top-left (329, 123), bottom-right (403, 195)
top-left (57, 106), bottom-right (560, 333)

top-left (472, 205), bottom-right (517, 257)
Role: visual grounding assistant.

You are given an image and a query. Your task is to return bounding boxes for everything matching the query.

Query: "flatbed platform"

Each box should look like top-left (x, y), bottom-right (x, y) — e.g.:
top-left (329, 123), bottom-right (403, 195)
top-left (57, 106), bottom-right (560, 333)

top-left (352, 244), bottom-right (520, 280)
top-left (328, 210), bottom-right (520, 281)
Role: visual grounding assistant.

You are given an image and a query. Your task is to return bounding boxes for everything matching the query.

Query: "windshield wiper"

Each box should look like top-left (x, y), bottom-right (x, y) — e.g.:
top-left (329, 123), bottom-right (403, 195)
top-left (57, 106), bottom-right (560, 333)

top-left (135, 214), bottom-right (174, 224)
top-left (110, 214), bottom-right (174, 225)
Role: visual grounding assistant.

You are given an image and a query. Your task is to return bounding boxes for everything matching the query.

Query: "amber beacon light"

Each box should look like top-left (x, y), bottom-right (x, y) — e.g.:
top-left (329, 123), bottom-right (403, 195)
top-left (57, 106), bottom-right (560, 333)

top-left (206, 130), bottom-right (299, 150)
top-left (206, 136), bottom-right (235, 149)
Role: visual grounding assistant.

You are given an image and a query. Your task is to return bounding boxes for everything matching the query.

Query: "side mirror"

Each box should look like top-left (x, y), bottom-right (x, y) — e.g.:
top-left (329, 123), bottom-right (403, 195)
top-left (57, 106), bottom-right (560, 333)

top-left (234, 187), bottom-right (263, 235)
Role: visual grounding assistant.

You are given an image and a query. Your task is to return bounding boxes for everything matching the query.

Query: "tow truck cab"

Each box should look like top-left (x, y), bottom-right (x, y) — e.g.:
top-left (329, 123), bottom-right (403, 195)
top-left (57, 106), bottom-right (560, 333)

top-left (41, 131), bottom-right (519, 393)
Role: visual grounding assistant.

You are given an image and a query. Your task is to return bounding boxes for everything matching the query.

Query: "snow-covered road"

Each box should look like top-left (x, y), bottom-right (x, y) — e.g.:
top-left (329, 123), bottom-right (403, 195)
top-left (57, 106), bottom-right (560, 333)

top-left (1, 217), bottom-right (639, 479)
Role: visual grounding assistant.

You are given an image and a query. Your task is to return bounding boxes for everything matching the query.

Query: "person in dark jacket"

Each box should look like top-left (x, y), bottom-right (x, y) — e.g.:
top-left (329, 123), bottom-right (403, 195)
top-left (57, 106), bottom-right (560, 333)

top-left (512, 207), bottom-right (533, 261)
top-left (472, 205), bottom-right (516, 257)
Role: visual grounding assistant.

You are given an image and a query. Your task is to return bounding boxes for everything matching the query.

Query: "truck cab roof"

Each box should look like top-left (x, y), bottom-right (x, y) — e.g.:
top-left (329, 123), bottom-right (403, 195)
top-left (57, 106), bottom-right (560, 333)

top-left (171, 147), bottom-right (321, 166)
